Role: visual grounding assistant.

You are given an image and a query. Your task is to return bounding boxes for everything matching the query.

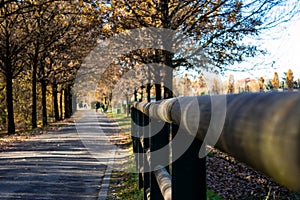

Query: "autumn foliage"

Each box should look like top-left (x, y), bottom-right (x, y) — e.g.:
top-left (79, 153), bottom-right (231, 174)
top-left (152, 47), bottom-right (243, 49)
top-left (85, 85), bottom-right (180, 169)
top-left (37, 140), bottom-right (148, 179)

top-left (0, 0), bottom-right (299, 135)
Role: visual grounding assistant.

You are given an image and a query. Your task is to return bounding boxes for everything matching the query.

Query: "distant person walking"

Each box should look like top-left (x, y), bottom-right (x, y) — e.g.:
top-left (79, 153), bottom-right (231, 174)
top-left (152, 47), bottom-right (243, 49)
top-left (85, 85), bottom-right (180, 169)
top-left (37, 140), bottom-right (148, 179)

top-left (95, 102), bottom-right (101, 112)
top-left (100, 103), bottom-right (105, 113)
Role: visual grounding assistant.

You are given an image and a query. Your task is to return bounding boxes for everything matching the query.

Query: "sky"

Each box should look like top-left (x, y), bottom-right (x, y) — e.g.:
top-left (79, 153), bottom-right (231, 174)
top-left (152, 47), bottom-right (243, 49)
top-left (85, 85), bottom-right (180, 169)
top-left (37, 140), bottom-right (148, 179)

top-left (223, 14), bottom-right (300, 81)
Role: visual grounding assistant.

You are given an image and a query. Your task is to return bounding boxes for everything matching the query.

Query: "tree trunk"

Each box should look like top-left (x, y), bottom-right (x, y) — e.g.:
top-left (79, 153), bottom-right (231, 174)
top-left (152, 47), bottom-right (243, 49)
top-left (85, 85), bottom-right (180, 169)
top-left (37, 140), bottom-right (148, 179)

top-left (60, 89), bottom-right (63, 120)
top-left (31, 42), bottom-right (39, 129)
top-left (64, 86), bottom-right (69, 118)
top-left (52, 83), bottom-right (59, 121)
top-left (155, 84), bottom-right (162, 101)
top-left (139, 87), bottom-right (144, 102)
top-left (31, 43), bottom-right (39, 129)
top-left (161, 0), bottom-right (173, 99)
top-left (31, 61), bottom-right (37, 128)
top-left (41, 80), bottom-right (47, 127)
top-left (146, 83), bottom-right (151, 102)
top-left (6, 73), bottom-right (15, 134)
top-left (64, 84), bottom-right (72, 118)
top-left (164, 86), bottom-right (173, 99)
top-left (161, 0), bottom-right (170, 29)
top-left (163, 65), bottom-right (173, 99)
top-left (72, 93), bottom-right (76, 114)
top-left (126, 94), bottom-right (129, 117)
top-left (69, 86), bottom-right (73, 116)
top-left (134, 89), bottom-right (137, 102)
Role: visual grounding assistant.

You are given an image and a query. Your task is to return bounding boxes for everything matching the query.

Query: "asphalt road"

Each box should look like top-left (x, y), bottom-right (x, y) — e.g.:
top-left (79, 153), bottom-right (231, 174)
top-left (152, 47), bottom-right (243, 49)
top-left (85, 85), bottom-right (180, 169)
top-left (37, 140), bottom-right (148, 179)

top-left (0, 110), bottom-right (128, 200)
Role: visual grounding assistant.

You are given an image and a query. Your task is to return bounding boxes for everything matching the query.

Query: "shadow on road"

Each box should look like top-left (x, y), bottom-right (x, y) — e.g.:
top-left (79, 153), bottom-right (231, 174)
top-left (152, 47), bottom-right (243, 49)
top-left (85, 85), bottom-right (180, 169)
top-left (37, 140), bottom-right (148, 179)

top-left (0, 110), bottom-right (129, 200)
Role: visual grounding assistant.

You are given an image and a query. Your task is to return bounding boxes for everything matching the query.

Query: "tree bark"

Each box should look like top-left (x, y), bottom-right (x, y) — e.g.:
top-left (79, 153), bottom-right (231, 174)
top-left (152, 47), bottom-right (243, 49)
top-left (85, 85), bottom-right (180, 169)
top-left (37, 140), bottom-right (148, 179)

top-left (161, 0), bottom-right (170, 29)
top-left (31, 62), bottom-right (37, 128)
top-left (41, 80), bottom-right (47, 126)
top-left (155, 84), bottom-right (162, 101)
top-left (134, 89), bottom-right (137, 102)
top-left (146, 83), bottom-right (151, 102)
top-left (72, 93), bottom-right (76, 114)
top-left (126, 94), bottom-right (129, 117)
top-left (60, 89), bottom-right (63, 120)
top-left (6, 73), bottom-right (15, 134)
top-left (64, 86), bottom-right (69, 118)
top-left (68, 85), bottom-right (73, 116)
top-left (31, 44), bottom-right (39, 129)
top-left (64, 84), bottom-right (72, 118)
top-left (52, 83), bottom-right (59, 121)
top-left (161, 0), bottom-right (173, 99)
top-left (163, 63), bottom-right (173, 99)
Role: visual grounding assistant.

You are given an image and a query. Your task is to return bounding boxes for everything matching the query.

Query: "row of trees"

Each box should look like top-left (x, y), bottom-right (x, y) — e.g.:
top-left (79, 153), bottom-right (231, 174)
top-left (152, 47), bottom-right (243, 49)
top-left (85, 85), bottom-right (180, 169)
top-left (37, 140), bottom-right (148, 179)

top-left (93, 0), bottom-right (299, 107)
top-left (170, 69), bottom-right (298, 97)
top-left (1, 0), bottom-right (299, 135)
top-left (227, 69), bottom-right (298, 94)
top-left (97, 67), bottom-right (299, 110)
top-left (0, 0), bottom-right (108, 134)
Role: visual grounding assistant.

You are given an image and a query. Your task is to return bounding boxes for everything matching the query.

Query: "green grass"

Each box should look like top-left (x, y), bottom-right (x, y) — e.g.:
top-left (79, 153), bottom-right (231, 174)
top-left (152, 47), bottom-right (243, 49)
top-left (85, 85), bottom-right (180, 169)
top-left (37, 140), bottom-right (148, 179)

top-left (108, 170), bottom-right (222, 200)
top-left (106, 111), bottom-right (222, 200)
top-left (106, 170), bottom-right (143, 200)
top-left (106, 113), bottom-right (131, 129)
top-left (207, 189), bottom-right (222, 200)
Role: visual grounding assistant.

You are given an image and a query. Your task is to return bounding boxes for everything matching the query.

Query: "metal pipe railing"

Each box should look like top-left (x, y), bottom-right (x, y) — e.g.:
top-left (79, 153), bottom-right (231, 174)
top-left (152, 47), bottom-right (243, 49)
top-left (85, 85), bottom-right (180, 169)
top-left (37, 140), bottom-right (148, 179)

top-left (131, 92), bottom-right (300, 199)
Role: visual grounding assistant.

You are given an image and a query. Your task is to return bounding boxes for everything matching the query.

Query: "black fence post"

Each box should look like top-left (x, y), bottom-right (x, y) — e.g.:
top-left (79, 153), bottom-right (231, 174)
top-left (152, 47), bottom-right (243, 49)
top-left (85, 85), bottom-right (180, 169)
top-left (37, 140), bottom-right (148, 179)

top-left (139, 110), bottom-right (151, 199)
top-left (149, 118), bottom-right (170, 200)
top-left (171, 123), bottom-right (206, 200)
top-left (131, 107), bottom-right (143, 189)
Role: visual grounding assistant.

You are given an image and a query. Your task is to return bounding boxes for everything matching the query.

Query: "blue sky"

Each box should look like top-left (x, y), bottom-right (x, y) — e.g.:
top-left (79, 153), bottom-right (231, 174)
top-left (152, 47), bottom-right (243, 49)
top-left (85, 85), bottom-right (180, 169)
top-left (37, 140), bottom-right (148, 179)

top-left (224, 12), bottom-right (300, 81)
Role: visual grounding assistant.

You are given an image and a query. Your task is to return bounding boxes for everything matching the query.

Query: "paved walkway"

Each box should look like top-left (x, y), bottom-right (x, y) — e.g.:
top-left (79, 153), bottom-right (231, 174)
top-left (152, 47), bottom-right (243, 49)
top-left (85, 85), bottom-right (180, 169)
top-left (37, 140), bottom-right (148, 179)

top-left (0, 110), bottom-right (129, 200)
